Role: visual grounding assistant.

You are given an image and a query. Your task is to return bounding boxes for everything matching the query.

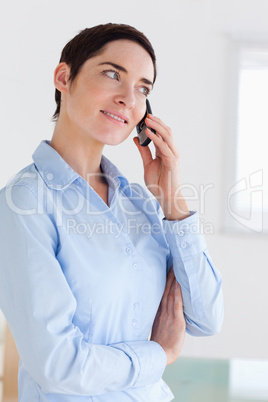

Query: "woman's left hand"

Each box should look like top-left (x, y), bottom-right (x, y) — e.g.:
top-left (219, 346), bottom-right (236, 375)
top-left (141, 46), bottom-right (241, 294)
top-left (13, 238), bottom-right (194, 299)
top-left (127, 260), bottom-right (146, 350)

top-left (133, 113), bottom-right (190, 221)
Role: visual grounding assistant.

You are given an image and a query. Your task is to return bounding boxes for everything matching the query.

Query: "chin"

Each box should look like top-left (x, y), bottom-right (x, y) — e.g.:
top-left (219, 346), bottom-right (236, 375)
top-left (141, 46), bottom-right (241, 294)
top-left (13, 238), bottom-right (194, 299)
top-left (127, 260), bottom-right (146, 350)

top-left (100, 132), bottom-right (131, 146)
top-left (104, 138), bottom-right (127, 146)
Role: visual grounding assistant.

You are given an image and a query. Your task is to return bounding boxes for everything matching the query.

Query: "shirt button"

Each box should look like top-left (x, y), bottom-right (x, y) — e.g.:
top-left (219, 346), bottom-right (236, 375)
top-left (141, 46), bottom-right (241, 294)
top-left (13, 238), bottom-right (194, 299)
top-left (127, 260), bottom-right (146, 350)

top-left (133, 303), bottom-right (139, 310)
top-left (46, 173), bottom-right (54, 181)
top-left (181, 242), bottom-right (187, 248)
top-left (132, 319), bottom-right (137, 326)
top-left (132, 263), bottom-right (137, 270)
top-left (126, 247), bottom-right (133, 254)
top-left (178, 230), bottom-right (184, 236)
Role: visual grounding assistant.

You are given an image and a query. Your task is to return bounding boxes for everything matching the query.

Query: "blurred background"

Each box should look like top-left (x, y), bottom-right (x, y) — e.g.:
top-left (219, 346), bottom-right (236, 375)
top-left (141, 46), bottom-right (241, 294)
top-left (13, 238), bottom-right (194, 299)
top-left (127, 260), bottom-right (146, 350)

top-left (0, 0), bottom-right (267, 400)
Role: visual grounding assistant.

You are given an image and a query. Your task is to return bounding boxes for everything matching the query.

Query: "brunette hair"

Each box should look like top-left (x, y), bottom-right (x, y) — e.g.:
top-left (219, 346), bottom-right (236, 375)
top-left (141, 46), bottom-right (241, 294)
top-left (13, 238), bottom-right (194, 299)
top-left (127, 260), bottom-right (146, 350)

top-left (52, 23), bottom-right (157, 121)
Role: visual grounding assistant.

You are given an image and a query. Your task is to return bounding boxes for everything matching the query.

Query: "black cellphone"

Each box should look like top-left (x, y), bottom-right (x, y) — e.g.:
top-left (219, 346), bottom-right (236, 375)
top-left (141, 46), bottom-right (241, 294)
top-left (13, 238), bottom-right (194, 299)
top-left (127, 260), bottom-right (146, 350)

top-left (136, 99), bottom-right (156, 146)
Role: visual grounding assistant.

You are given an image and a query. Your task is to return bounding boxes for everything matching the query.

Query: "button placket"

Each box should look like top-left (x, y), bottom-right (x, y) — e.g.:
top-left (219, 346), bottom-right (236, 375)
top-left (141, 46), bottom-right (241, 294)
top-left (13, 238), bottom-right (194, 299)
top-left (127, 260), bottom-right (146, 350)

top-left (176, 225), bottom-right (190, 251)
top-left (131, 301), bottom-right (141, 328)
top-left (130, 260), bottom-right (142, 329)
top-left (126, 247), bottom-right (133, 254)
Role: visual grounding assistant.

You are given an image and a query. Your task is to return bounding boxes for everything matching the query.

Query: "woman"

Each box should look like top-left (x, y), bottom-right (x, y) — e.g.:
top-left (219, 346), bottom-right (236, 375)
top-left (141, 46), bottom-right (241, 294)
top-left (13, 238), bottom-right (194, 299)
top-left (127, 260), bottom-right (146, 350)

top-left (0, 23), bottom-right (223, 401)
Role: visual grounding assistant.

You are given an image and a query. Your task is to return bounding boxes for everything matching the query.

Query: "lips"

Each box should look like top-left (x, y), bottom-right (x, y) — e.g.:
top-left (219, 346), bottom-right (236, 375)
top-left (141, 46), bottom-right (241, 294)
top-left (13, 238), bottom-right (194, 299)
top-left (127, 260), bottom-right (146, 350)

top-left (100, 110), bottom-right (128, 124)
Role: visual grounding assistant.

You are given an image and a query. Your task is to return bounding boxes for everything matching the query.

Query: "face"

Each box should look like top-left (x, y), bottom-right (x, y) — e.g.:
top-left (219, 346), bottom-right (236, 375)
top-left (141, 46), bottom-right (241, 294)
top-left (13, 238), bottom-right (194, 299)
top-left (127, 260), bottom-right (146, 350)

top-left (58, 39), bottom-right (155, 146)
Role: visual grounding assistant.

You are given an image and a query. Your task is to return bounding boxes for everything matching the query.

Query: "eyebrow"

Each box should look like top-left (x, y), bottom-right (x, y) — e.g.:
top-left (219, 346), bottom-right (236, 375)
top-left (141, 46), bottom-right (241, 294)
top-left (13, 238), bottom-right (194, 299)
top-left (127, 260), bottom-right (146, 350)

top-left (98, 61), bottom-right (154, 88)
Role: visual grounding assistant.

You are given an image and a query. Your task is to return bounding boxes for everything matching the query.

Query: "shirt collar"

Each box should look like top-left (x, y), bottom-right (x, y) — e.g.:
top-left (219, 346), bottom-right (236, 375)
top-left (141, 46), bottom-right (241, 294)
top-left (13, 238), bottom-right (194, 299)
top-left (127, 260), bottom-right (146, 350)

top-left (100, 154), bottom-right (131, 196)
top-left (32, 140), bottom-right (131, 196)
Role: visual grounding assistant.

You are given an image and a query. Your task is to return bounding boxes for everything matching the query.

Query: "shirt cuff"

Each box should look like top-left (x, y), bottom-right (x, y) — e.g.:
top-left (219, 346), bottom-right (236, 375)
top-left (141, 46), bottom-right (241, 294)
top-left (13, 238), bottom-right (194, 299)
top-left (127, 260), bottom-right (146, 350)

top-left (162, 212), bottom-right (209, 320)
top-left (125, 340), bottom-right (167, 388)
top-left (163, 210), bottom-right (196, 221)
top-left (162, 211), bottom-right (208, 259)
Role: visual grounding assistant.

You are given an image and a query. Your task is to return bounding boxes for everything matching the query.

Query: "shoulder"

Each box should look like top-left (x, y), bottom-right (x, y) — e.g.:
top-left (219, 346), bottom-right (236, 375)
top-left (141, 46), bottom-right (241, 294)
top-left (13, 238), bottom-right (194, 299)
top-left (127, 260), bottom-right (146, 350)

top-left (0, 163), bottom-right (44, 211)
top-left (1, 163), bottom-right (40, 194)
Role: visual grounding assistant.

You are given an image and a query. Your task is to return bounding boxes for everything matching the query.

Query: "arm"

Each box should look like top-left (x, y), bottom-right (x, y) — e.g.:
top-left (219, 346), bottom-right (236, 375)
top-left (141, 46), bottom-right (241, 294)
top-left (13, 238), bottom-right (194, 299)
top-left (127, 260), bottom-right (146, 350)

top-left (150, 265), bottom-right (186, 365)
top-left (134, 115), bottom-right (224, 337)
top-left (163, 211), bottom-right (224, 336)
top-left (0, 184), bottom-right (166, 396)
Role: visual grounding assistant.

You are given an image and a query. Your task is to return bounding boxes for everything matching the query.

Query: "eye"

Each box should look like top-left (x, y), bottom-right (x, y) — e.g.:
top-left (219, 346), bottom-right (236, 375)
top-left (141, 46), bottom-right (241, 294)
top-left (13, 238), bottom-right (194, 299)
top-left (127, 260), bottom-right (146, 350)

top-left (102, 69), bottom-right (120, 81)
top-left (138, 86), bottom-right (151, 97)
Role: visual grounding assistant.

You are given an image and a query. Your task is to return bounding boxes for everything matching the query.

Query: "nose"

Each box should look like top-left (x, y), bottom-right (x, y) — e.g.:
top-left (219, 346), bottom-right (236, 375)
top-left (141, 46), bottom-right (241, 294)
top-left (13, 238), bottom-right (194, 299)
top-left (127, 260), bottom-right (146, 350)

top-left (113, 87), bottom-right (135, 109)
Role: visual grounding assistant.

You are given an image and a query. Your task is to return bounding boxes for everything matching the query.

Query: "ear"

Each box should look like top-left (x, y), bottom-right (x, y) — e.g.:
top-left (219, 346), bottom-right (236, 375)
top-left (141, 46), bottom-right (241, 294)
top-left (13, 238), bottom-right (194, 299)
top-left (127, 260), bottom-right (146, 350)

top-left (54, 62), bottom-right (71, 94)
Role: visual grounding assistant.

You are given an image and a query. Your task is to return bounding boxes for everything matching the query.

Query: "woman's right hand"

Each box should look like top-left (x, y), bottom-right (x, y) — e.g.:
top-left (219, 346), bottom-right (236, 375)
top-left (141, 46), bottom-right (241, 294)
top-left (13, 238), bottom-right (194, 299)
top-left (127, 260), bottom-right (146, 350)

top-left (150, 266), bottom-right (186, 366)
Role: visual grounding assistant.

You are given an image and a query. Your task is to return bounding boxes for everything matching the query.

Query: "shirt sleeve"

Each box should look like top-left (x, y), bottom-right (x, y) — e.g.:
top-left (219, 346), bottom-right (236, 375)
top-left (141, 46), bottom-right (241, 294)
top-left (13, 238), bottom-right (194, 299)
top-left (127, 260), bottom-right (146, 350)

top-left (162, 211), bottom-right (224, 337)
top-left (0, 184), bottom-right (166, 396)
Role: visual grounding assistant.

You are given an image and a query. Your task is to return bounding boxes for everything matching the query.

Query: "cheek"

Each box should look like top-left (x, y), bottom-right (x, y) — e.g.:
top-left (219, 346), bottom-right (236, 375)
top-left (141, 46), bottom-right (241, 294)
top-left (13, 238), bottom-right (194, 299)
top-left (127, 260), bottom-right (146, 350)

top-left (68, 88), bottom-right (98, 118)
top-left (126, 105), bottom-right (146, 134)
top-left (136, 106), bottom-right (146, 125)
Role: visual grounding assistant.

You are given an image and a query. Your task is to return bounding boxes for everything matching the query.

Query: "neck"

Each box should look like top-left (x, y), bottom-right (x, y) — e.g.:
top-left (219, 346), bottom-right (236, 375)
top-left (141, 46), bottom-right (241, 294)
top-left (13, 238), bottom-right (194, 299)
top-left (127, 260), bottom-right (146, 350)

top-left (50, 116), bottom-right (105, 186)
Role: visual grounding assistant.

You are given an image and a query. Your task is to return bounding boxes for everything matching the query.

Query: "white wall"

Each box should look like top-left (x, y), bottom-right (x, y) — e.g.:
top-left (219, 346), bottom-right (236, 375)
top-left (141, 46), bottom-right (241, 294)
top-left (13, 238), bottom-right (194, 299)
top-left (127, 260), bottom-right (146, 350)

top-left (0, 0), bottom-right (267, 360)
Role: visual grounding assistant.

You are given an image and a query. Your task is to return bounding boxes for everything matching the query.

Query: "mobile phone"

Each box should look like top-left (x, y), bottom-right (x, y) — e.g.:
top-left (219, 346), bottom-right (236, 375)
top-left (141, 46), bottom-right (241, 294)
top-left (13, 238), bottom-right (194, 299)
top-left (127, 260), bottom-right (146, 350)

top-left (136, 99), bottom-right (156, 146)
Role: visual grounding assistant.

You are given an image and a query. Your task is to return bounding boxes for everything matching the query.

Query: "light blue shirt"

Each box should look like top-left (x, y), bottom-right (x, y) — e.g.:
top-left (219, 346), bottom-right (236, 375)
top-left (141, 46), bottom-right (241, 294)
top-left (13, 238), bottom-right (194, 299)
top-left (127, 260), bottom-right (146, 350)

top-left (0, 140), bottom-right (223, 401)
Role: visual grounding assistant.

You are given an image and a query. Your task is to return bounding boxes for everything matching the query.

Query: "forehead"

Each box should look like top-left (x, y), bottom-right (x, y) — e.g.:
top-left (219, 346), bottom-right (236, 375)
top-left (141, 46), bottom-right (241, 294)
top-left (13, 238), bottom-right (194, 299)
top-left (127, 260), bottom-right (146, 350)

top-left (86, 39), bottom-right (154, 81)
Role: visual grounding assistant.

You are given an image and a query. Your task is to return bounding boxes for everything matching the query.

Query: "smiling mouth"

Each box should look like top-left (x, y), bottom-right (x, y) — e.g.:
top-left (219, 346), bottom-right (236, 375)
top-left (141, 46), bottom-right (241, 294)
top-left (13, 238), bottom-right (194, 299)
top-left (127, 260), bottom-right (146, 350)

top-left (100, 110), bottom-right (128, 124)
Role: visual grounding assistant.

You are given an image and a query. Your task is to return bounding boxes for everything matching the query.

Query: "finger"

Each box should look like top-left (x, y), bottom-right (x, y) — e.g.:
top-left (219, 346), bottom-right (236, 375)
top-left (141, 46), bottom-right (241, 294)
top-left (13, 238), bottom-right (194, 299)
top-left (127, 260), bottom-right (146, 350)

top-left (161, 267), bottom-right (175, 309)
top-left (145, 116), bottom-right (179, 157)
top-left (174, 282), bottom-right (184, 317)
top-left (147, 114), bottom-right (171, 132)
top-left (167, 276), bottom-right (177, 316)
top-left (133, 136), bottom-right (153, 168)
top-left (145, 127), bottom-right (180, 167)
top-left (165, 267), bottom-right (175, 296)
top-left (145, 128), bottom-right (173, 159)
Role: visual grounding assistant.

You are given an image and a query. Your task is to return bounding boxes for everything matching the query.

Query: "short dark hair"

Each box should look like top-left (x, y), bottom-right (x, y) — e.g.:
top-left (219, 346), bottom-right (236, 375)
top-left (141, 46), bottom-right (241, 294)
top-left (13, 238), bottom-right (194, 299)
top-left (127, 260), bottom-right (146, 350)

top-left (52, 23), bottom-right (157, 121)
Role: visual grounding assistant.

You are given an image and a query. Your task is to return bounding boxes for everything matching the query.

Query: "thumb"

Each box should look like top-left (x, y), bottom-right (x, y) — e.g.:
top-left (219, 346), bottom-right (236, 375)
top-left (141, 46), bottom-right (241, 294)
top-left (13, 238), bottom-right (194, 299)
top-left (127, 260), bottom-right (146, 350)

top-left (133, 136), bottom-right (153, 168)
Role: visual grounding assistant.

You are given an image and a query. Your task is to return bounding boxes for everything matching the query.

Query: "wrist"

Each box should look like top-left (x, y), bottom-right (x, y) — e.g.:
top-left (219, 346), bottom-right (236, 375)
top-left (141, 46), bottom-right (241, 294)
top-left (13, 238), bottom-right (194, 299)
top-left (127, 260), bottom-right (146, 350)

top-left (164, 210), bottom-right (191, 221)
top-left (164, 349), bottom-right (173, 366)
top-left (161, 194), bottom-right (190, 221)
